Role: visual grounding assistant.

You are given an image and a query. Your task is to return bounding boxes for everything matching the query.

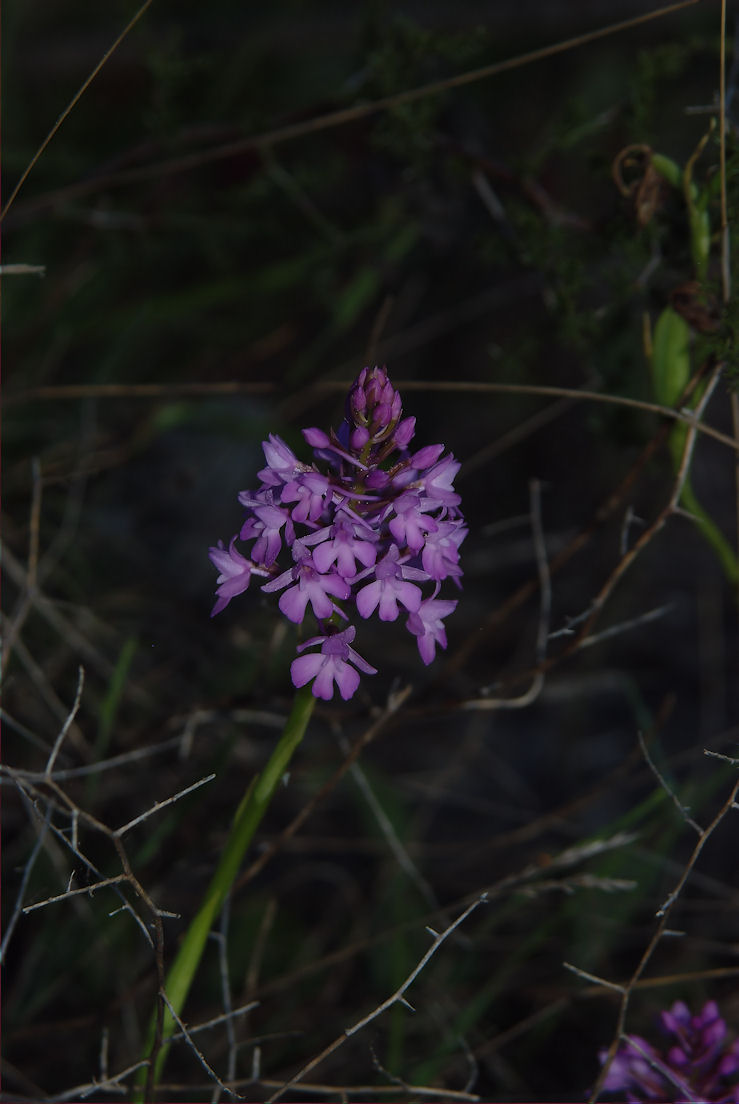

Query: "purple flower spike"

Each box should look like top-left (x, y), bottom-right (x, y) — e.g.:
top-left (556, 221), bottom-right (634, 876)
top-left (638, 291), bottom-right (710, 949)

top-left (600, 1001), bottom-right (739, 1103)
top-left (209, 365), bottom-right (465, 699)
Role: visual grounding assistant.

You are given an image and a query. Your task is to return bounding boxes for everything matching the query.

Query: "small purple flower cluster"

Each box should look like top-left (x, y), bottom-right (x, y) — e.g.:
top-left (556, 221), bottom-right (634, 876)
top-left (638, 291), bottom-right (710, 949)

top-left (209, 367), bottom-right (465, 700)
top-left (601, 1000), bottom-right (739, 1103)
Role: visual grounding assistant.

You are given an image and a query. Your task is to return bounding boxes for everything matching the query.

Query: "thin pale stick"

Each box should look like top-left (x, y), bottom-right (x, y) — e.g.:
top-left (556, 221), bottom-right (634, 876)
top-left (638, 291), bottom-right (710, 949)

top-left (562, 962), bottom-right (625, 994)
top-left (158, 991), bottom-right (241, 1100)
top-left (11, 733), bottom-right (188, 782)
top-left (165, 1001), bottom-right (260, 1042)
top-left (0, 263), bottom-right (46, 275)
top-left (46, 1060), bottom-right (150, 1103)
top-left (617, 1036), bottom-right (694, 1101)
top-left (548, 367), bottom-right (724, 674)
top-left (9, 379), bottom-right (736, 452)
top-left (28, 459), bottom-right (42, 589)
top-left (114, 774), bottom-right (216, 837)
top-left (719, 0), bottom-right (730, 303)
top-left (6, 0), bottom-right (699, 214)
top-left (2, 633), bottom-right (90, 755)
top-left (44, 667), bottom-right (85, 778)
top-left (0, 803), bottom-right (52, 962)
top-left (2, 544), bottom-right (115, 682)
top-left (265, 894), bottom-right (487, 1104)
top-left (719, 0), bottom-right (738, 595)
top-left (637, 731), bottom-right (702, 834)
top-left (211, 898), bottom-right (236, 1104)
top-left (576, 604), bottom-right (672, 650)
top-left (22, 874), bottom-right (130, 913)
top-left (732, 390), bottom-right (739, 600)
top-left (256, 1077), bottom-right (479, 1101)
top-left (704, 748), bottom-right (739, 766)
top-left (0, 0), bottom-right (156, 220)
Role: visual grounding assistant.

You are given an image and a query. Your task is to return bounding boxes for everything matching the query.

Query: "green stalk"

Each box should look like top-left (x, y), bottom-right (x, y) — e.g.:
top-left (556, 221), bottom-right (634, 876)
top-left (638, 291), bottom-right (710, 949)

top-left (650, 308), bottom-right (738, 588)
top-left (134, 685), bottom-right (315, 1101)
top-left (678, 479), bottom-right (739, 587)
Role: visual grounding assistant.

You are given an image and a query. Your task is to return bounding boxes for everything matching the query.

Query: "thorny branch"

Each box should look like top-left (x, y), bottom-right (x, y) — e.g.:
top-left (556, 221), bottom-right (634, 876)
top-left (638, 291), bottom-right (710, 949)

top-left (265, 894), bottom-right (489, 1104)
top-left (459, 362), bottom-right (729, 705)
top-left (584, 775), bottom-right (739, 1102)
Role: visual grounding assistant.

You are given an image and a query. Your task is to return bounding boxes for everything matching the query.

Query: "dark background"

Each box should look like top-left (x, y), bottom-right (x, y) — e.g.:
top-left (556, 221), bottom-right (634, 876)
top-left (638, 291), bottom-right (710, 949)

top-left (3, 2), bottom-right (739, 1100)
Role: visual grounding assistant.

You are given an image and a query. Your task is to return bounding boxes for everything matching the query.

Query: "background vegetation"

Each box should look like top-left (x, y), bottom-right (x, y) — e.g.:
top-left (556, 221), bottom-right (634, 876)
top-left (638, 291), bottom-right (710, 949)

top-left (3, 1), bottom-right (738, 1101)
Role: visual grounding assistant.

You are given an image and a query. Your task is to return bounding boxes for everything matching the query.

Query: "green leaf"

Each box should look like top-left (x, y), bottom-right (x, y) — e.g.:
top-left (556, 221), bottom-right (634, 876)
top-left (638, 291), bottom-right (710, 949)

top-left (651, 306), bottom-right (691, 409)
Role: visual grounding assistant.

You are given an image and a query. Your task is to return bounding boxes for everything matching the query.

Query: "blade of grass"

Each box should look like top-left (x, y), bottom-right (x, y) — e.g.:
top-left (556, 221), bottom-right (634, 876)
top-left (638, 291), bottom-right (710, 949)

top-left (86, 637), bottom-right (137, 806)
top-left (0, 0), bottom-right (155, 221)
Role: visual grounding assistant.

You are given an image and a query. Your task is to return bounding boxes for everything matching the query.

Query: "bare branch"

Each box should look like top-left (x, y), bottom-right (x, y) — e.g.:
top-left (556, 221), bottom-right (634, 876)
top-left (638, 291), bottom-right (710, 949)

top-left (588, 775), bottom-right (739, 1102)
top-left (22, 873), bottom-right (130, 913)
top-left (9, 733), bottom-right (186, 782)
top-left (45, 667), bottom-right (85, 778)
top-left (165, 1001), bottom-right (260, 1043)
top-left (210, 897), bottom-right (237, 1104)
top-left (265, 894), bottom-right (488, 1103)
top-left (115, 774), bottom-right (216, 836)
top-left (704, 748), bottom-right (739, 766)
top-left (158, 990), bottom-right (242, 1100)
top-left (46, 1061), bottom-right (150, 1102)
top-left (562, 962), bottom-right (625, 994)
top-left (638, 731), bottom-right (703, 834)
top-left (0, 801), bottom-right (52, 963)
top-left (576, 604), bottom-right (673, 651)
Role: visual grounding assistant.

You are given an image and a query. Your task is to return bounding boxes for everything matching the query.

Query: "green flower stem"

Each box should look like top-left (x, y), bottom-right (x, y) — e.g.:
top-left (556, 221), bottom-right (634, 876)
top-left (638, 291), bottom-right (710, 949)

top-left (134, 684), bottom-right (315, 1101)
top-left (678, 478), bottom-right (739, 588)
top-left (651, 307), bottom-right (739, 588)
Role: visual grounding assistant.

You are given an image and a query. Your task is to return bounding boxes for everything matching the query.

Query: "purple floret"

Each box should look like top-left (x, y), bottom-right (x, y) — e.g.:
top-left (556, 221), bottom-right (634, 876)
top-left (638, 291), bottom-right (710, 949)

top-left (306, 515), bottom-right (378, 578)
top-left (355, 546), bottom-right (424, 622)
top-left (291, 626), bottom-right (377, 701)
top-left (208, 539), bottom-right (263, 616)
top-left (262, 554), bottom-right (350, 624)
top-left (406, 596), bottom-right (458, 665)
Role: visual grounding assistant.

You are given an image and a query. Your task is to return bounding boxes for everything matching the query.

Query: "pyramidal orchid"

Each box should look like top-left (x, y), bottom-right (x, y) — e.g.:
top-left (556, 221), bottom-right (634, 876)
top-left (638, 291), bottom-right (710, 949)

top-left (209, 366), bottom-right (466, 700)
top-left (600, 1000), bottom-right (739, 1103)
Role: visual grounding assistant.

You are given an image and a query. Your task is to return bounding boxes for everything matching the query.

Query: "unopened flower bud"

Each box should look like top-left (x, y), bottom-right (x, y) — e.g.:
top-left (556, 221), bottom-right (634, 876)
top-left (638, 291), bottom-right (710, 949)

top-left (350, 426), bottom-right (370, 451)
